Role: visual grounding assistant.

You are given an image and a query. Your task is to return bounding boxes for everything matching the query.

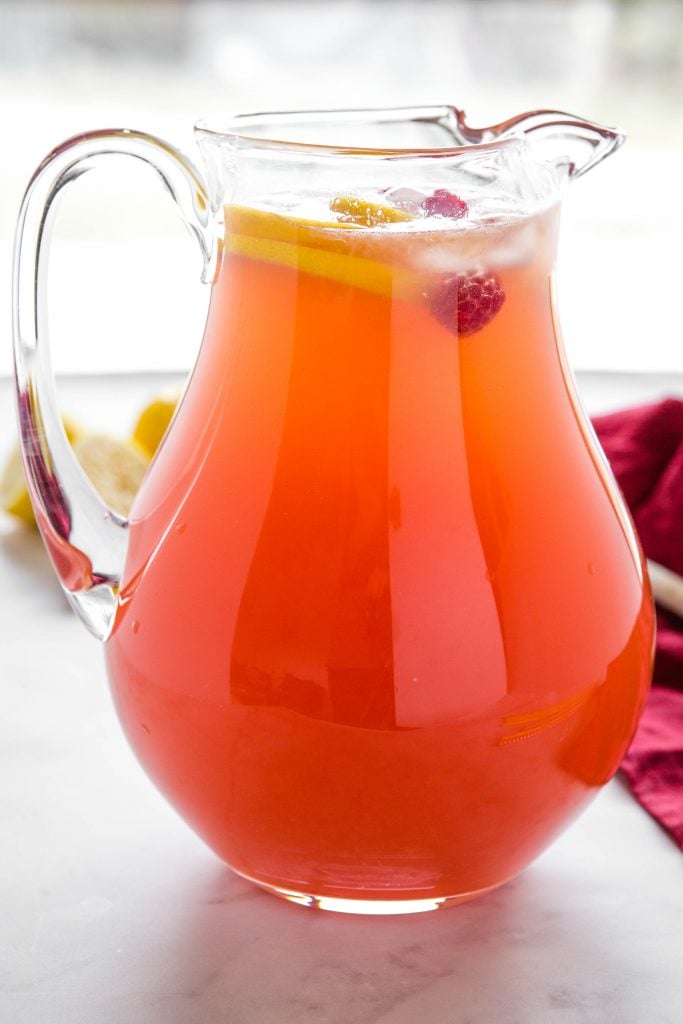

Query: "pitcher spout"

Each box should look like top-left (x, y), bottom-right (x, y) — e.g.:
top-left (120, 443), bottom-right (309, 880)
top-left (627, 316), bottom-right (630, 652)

top-left (448, 106), bottom-right (625, 179)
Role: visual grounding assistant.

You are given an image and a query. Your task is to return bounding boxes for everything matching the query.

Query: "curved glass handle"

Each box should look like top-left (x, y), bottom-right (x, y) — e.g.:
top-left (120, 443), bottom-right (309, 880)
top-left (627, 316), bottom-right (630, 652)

top-left (12, 129), bottom-right (213, 640)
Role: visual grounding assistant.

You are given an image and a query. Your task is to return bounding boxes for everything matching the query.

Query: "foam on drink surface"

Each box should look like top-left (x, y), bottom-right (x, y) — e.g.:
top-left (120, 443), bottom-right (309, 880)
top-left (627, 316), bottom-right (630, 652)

top-left (235, 185), bottom-right (560, 278)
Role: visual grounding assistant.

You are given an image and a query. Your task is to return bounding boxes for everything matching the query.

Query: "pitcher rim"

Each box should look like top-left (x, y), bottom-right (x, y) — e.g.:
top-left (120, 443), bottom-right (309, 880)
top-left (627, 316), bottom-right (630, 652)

top-left (194, 105), bottom-right (525, 159)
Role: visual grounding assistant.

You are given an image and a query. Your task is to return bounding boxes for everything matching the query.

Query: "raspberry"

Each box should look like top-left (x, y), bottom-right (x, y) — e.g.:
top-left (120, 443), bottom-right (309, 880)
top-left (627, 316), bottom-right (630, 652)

top-left (430, 272), bottom-right (505, 337)
top-left (420, 189), bottom-right (468, 220)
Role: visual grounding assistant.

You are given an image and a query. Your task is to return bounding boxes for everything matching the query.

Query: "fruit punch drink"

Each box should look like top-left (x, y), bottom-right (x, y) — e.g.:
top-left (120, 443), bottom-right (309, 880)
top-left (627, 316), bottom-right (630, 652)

top-left (106, 180), bottom-right (652, 910)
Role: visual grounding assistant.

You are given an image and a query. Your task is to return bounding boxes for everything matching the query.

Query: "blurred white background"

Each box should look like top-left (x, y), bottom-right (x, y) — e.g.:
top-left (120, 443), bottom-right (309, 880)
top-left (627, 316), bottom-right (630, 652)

top-left (0, 0), bottom-right (681, 379)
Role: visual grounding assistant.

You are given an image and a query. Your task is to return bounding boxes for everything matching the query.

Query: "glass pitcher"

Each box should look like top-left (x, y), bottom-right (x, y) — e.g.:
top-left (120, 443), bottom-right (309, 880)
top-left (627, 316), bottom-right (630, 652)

top-left (13, 106), bottom-right (653, 914)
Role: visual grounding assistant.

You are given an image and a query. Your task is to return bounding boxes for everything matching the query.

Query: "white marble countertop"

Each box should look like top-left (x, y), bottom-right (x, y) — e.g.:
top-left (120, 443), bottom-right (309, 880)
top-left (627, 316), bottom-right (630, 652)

top-left (1, 372), bottom-right (683, 1023)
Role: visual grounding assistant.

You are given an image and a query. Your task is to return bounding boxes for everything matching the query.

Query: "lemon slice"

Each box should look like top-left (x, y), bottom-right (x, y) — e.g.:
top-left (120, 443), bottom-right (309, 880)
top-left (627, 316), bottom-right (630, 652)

top-left (224, 198), bottom-right (423, 300)
top-left (2, 389), bottom-right (183, 529)
top-left (225, 231), bottom-right (418, 299)
top-left (71, 434), bottom-right (148, 518)
top-left (131, 393), bottom-right (180, 459)
top-left (329, 195), bottom-right (414, 226)
top-left (0, 417), bottom-right (83, 527)
top-left (226, 204), bottom-right (358, 247)
top-left (0, 446), bottom-right (36, 525)
top-left (227, 198), bottom-right (412, 251)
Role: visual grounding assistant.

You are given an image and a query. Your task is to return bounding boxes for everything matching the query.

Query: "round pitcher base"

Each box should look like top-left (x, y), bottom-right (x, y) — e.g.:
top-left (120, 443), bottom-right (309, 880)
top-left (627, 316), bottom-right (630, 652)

top-left (233, 869), bottom-right (500, 915)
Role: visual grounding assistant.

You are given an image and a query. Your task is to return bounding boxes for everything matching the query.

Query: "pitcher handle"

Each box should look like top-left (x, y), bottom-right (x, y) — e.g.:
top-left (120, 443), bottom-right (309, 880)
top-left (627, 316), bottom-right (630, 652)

top-left (12, 129), bottom-right (213, 640)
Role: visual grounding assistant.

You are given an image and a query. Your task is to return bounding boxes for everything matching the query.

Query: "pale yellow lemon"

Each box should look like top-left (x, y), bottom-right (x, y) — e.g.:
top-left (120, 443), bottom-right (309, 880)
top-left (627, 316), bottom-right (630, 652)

top-left (222, 199), bottom-right (461, 300)
top-left (0, 417), bottom-right (83, 527)
top-left (224, 231), bottom-right (417, 300)
top-left (131, 393), bottom-right (180, 459)
top-left (71, 434), bottom-right (149, 518)
top-left (329, 195), bottom-right (414, 226)
top-left (0, 388), bottom-right (184, 528)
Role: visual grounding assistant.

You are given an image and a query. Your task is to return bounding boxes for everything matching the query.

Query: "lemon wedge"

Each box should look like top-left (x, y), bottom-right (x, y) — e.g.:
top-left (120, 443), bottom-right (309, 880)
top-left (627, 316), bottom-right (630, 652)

top-left (71, 434), bottom-right (148, 518)
top-left (131, 393), bottom-right (180, 459)
top-left (1, 390), bottom-right (186, 528)
top-left (0, 417), bottom-right (83, 527)
top-left (0, 446), bottom-right (36, 525)
top-left (329, 195), bottom-right (414, 226)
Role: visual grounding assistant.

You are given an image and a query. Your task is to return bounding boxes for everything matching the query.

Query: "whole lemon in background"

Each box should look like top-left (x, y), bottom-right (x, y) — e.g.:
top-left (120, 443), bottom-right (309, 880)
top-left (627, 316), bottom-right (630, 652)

top-left (0, 393), bottom-right (180, 526)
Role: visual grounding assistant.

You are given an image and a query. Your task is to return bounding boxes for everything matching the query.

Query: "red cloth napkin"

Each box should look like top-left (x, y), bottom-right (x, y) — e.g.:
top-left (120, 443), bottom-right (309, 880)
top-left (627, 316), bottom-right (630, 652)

top-left (592, 398), bottom-right (683, 848)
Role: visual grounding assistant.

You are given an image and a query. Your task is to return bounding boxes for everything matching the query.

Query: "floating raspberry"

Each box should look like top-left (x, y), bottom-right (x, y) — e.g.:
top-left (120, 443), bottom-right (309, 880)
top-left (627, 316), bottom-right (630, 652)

top-left (421, 189), bottom-right (468, 220)
top-left (430, 272), bottom-right (505, 337)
